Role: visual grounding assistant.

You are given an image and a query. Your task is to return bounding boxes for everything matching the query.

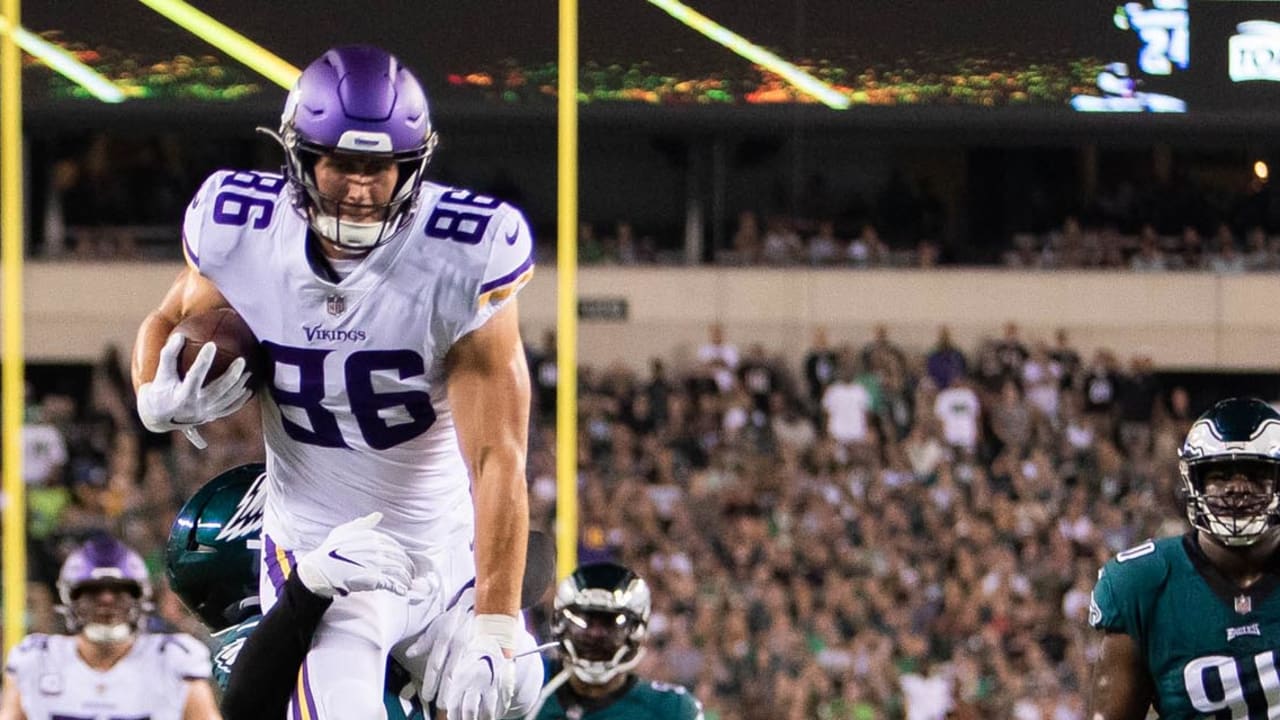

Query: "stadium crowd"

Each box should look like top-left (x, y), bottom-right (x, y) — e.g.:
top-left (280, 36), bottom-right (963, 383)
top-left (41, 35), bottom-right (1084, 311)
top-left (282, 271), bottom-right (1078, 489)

top-left (33, 131), bottom-right (1280, 273)
top-left (13, 320), bottom-right (1202, 719)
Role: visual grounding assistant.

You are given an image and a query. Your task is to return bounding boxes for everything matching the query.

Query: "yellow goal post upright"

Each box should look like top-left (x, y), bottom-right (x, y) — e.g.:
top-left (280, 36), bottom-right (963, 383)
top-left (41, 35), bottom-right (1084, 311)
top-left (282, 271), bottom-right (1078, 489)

top-left (0, 0), bottom-right (25, 660)
top-left (555, 0), bottom-right (579, 580)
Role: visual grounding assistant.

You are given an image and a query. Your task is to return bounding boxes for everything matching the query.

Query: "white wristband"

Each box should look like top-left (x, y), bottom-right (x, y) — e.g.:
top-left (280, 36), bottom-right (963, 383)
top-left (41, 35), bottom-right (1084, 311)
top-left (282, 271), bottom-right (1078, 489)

top-left (475, 613), bottom-right (519, 650)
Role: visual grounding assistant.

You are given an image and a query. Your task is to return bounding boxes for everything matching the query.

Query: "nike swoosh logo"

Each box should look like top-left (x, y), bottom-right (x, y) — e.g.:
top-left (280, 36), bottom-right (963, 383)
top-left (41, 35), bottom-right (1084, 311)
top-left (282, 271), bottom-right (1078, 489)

top-left (504, 229), bottom-right (519, 245)
top-left (481, 656), bottom-right (495, 682)
top-left (328, 549), bottom-right (362, 567)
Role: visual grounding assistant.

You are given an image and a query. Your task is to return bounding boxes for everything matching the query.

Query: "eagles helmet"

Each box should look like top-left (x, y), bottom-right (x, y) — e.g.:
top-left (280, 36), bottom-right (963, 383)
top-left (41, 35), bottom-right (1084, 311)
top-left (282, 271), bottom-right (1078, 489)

top-left (1180, 397), bottom-right (1280, 546)
top-left (263, 45), bottom-right (438, 251)
top-left (166, 463), bottom-right (267, 630)
top-left (57, 534), bottom-right (152, 645)
top-left (552, 562), bottom-right (651, 685)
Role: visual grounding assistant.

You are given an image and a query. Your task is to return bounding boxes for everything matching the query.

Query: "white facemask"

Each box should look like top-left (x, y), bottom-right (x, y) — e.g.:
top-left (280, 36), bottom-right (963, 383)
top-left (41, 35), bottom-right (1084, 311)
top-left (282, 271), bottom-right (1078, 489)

top-left (310, 213), bottom-right (385, 249)
top-left (82, 622), bottom-right (134, 645)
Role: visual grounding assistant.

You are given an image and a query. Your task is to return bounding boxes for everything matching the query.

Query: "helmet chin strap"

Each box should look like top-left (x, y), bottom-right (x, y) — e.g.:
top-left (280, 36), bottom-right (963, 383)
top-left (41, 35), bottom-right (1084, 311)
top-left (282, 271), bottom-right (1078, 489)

top-left (82, 622), bottom-right (135, 645)
top-left (566, 642), bottom-right (645, 685)
top-left (310, 213), bottom-right (384, 250)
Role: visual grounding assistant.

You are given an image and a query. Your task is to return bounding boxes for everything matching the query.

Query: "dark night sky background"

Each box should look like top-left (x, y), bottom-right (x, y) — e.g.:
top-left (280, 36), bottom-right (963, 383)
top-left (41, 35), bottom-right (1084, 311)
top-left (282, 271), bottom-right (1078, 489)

top-left (22, 1), bottom-right (1280, 112)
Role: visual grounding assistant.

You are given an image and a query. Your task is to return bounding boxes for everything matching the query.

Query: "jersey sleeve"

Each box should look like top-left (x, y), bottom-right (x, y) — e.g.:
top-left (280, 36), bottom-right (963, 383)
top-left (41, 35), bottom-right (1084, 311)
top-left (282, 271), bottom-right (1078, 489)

top-left (4, 634), bottom-right (48, 678)
top-left (1089, 540), bottom-right (1170, 639)
top-left (674, 690), bottom-right (706, 720)
top-left (646, 681), bottom-right (705, 720)
top-left (1090, 564), bottom-right (1130, 633)
top-left (160, 633), bottom-right (213, 681)
top-left (211, 619), bottom-right (259, 694)
top-left (452, 203), bottom-right (535, 342)
top-left (182, 169), bottom-right (285, 277)
top-left (181, 172), bottom-right (226, 272)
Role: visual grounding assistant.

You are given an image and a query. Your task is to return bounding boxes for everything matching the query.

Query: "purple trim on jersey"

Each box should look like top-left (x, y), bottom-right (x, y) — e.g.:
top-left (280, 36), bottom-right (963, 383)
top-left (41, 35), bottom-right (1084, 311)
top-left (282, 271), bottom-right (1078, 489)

top-left (263, 535), bottom-right (291, 594)
top-left (182, 232), bottom-right (200, 268)
top-left (478, 253), bottom-right (534, 294)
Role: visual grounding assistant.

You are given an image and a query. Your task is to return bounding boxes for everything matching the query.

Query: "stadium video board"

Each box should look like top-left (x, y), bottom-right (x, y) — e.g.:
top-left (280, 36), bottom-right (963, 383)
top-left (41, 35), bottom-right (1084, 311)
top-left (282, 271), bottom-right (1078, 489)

top-left (17, 0), bottom-right (1280, 120)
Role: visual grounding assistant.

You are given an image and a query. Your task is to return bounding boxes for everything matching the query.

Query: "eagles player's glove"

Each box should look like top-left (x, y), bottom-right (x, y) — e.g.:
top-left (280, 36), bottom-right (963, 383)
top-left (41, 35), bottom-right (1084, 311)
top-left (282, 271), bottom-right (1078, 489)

top-left (136, 333), bottom-right (253, 450)
top-left (294, 512), bottom-right (414, 599)
top-left (438, 615), bottom-right (518, 720)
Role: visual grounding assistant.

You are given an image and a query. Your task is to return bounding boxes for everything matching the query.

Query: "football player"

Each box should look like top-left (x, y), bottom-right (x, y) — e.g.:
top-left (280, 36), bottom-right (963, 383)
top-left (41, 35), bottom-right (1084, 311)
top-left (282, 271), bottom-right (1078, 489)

top-left (0, 535), bottom-right (222, 720)
top-left (132, 45), bottom-right (538, 719)
top-left (167, 463), bottom-right (550, 719)
top-left (522, 562), bottom-right (704, 719)
top-left (1089, 397), bottom-right (1280, 718)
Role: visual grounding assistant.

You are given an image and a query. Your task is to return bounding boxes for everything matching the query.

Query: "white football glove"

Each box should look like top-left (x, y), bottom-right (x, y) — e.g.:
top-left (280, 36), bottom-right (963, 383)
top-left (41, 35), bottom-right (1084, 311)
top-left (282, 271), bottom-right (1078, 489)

top-left (406, 585), bottom-right (476, 703)
top-left (294, 512), bottom-right (414, 599)
top-left (136, 332), bottom-right (253, 449)
top-left (438, 616), bottom-right (518, 720)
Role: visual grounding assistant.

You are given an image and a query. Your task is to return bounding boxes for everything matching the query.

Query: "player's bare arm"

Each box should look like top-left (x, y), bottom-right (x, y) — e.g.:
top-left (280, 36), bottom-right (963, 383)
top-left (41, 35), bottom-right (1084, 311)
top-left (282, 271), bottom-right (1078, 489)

top-left (181, 678), bottom-right (223, 720)
top-left (1088, 631), bottom-right (1153, 720)
top-left (0, 673), bottom-right (27, 720)
top-left (446, 299), bottom-right (531, 624)
top-left (131, 265), bottom-right (229, 390)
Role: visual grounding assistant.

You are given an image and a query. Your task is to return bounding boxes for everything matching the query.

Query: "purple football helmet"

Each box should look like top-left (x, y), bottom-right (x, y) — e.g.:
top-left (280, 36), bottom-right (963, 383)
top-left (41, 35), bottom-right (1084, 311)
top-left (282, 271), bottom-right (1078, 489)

top-left (267, 45), bottom-right (438, 250)
top-left (57, 535), bottom-right (152, 643)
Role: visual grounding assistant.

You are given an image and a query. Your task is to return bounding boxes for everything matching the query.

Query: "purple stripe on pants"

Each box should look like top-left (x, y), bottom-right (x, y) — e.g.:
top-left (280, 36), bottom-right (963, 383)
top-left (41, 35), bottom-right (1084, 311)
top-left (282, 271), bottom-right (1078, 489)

top-left (301, 659), bottom-right (319, 717)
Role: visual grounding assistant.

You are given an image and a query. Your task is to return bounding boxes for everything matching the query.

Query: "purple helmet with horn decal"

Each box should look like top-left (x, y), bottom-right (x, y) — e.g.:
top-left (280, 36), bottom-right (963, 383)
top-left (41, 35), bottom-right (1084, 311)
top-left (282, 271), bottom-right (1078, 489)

top-left (268, 45), bottom-right (438, 250)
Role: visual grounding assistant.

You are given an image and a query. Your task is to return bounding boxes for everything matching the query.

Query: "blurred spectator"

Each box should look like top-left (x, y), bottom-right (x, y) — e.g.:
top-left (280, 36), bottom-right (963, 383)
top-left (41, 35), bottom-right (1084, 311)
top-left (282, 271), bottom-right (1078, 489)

top-left (1128, 224), bottom-right (1167, 271)
top-left (822, 360), bottom-right (874, 447)
top-left (1177, 224), bottom-right (1205, 270)
top-left (994, 322), bottom-right (1029, 378)
top-left (697, 322), bottom-right (740, 370)
top-left (926, 326), bottom-right (968, 391)
top-left (762, 215), bottom-right (804, 264)
top-left (934, 376), bottom-right (982, 453)
top-left (730, 210), bottom-right (762, 265)
top-left (1049, 330), bottom-right (1082, 391)
top-left (847, 224), bottom-right (888, 267)
top-left (1244, 226), bottom-right (1275, 270)
top-left (803, 326), bottom-right (840, 406)
top-left (808, 220), bottom-right (844, 266)
top-left (861, 324), bottom-right (908, 377)
top-left (1208, 226), bottom-right (1246, 273)
top-left (579, 221), bottom-right (607, 263)
top-left (528, 329), bottom-right (558, 421)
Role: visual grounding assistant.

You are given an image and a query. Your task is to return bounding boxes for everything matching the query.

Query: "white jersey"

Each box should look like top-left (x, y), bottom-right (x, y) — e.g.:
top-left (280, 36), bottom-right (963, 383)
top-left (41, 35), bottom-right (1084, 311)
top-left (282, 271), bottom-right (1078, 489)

top-left (4, 632), bottom-right (210, 720)
top-left (182, 170), bottom-right (534, 554)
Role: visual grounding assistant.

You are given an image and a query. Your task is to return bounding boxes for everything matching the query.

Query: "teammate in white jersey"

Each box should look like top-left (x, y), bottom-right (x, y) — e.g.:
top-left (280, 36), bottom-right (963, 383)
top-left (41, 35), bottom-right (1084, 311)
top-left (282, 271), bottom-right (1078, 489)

top-left (131, 45), bottom-right (538, 719)
top-left (0, 535), bottom-right (221, 720)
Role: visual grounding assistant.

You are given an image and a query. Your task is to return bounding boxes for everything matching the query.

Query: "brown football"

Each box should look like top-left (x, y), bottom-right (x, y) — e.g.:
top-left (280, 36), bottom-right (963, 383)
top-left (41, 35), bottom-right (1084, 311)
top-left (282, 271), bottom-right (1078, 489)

top-left (174, 307), bottom-right (264, 390)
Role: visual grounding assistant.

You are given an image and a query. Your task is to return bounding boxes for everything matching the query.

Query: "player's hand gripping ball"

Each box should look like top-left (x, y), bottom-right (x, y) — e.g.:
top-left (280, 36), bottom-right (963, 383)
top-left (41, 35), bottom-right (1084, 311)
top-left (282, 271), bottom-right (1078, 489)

top-left (136, 308), bottom-right (260, 450)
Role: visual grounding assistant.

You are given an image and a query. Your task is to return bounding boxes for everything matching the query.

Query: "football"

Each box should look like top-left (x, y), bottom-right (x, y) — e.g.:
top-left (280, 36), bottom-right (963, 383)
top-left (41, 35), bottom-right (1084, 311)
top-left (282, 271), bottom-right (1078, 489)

top-left (174, 307), bottom-right (264, 390)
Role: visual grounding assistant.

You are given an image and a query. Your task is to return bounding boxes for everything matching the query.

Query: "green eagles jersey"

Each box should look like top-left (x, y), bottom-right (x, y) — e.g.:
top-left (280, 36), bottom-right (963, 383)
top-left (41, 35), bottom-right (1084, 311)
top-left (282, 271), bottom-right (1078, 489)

top-left (535, 674), bottom-right (704, 720)
top-left (210, 616), bottom-right (426, 720)
top-left (1091, 534), bottom-right (1280, 719)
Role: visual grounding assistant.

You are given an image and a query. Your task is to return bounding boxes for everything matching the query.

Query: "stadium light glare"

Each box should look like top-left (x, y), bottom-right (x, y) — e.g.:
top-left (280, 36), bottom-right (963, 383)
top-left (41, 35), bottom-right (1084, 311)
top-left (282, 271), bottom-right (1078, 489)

top-left (1255, 160), bottom-right (1269, 182)
top-left (136, 0), bottom-right (300, 89)
top-left (643, 0), bottom-right (850, 110)
top-left (0, 16), bottom-right (125, 103)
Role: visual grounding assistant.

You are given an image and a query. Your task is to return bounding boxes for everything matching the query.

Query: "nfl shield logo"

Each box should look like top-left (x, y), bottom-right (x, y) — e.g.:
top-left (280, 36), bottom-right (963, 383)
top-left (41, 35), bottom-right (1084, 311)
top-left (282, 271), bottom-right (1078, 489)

top-left (1236, 594), bottom-right (1253, 615)
top-left (326, 294), bottom-right (346, 316)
